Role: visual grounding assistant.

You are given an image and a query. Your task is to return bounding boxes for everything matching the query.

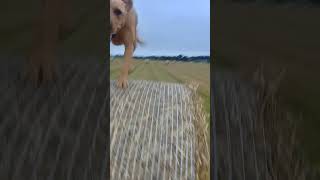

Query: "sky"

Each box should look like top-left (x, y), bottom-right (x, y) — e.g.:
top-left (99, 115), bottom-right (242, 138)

top-left (110, 0), bottom-right (210, 56)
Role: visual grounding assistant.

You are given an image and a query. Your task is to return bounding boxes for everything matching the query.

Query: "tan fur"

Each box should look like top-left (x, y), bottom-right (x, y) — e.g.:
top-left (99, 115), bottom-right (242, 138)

top-left (110, 0), bottom-right (142, 88)
top-left (27, 0), bottom-right (71, 86)
top-left (26, 0), bottom-right (140, 87)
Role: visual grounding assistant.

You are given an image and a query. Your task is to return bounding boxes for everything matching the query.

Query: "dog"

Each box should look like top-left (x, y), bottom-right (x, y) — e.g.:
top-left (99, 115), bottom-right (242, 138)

top-left (110, 0), bottom-right (142, 89)
top-left (26, 0), bottom-right (72, 85)
top-left (26, 0), bottom-right (106, 86)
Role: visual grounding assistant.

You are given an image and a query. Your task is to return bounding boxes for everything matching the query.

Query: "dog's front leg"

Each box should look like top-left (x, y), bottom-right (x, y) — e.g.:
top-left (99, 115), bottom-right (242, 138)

top-left (27, 0), bottom-right (61, 86)
top-left (117, 43), bottom-right (134, 89)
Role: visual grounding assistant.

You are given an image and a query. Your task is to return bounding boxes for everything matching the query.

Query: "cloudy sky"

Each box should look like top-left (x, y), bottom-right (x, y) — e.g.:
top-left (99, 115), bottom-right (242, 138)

top-left (110, 0), bottom-right (210, 56)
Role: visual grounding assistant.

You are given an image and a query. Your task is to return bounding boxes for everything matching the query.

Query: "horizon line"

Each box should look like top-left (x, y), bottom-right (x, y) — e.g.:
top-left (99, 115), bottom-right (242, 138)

top-left (110, 54), bottom-right (210, 57)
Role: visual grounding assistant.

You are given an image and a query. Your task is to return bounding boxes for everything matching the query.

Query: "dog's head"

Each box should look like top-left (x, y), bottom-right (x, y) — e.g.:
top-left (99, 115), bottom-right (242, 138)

top-left (110, 0), bottom-right (133, 35)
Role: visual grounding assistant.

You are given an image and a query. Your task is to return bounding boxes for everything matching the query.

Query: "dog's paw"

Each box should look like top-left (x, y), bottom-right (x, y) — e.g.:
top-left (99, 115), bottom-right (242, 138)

top-left (42, 63), bottom-right (57, 83)
top-left (25, 55), bottom-right (57, 87)
top-left (117, 75), bottom-right (128, 89)
top-left (24, 67), bottom-right (57, 87)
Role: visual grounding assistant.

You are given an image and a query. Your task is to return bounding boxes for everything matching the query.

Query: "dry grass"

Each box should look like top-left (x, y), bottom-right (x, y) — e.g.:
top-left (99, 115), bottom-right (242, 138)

top-left (188, 81), bottom-right (210, 180)
top-left (252, 67), bottom-right (316, 179)
top-left (213, 66), bottom-right (320, 179)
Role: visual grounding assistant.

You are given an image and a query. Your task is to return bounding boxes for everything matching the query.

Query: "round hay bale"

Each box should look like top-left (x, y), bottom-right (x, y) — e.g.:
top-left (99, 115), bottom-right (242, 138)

top-left (110, 80), bottom-right (198, 180)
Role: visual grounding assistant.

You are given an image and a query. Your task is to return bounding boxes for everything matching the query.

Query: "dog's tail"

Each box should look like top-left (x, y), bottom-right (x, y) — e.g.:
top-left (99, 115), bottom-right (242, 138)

top-left (136, 35), bottom-right (144, 45)
top-left (135, 12), bottom-right (144, 47)
top-left (134, 35), bottom-right (144, 50)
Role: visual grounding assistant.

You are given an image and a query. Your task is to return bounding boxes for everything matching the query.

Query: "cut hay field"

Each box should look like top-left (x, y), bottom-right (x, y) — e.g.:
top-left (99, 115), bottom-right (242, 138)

top-left (110, 59), bottom-right (210, 121)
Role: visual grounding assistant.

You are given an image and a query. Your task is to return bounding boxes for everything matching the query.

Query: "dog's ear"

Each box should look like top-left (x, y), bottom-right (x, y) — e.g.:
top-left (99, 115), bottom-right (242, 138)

top-left (122, 0), bottom-right (133, 10)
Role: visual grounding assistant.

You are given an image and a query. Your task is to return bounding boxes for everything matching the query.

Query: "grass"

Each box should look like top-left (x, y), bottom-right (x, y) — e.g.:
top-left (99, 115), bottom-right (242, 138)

top-left (213, 66), bottom-right (320, 179)
top-left (110, 58), bottom-right (210, 123)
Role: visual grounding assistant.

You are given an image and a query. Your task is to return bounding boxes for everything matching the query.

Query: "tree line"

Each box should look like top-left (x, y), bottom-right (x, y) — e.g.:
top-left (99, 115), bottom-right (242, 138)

top-left (111, 55), bottom-right (210, 63)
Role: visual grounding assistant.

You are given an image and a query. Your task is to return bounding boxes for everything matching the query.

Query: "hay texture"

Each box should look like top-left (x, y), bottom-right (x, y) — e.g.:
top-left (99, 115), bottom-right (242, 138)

top-left (110, 80), bottom-right (198, 180)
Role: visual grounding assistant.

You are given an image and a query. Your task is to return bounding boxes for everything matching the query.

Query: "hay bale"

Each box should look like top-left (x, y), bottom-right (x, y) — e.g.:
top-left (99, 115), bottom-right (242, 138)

top-left (0, 61), bottom-right (108, 179)
top-left (110, 80), bottom-right (197, 180)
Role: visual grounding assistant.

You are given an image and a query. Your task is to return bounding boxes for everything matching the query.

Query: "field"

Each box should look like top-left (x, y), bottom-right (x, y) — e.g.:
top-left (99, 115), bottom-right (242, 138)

top-left (215, 3), bottom-right (320, 167)
top-left (110, 58), bottom-right (210, 121)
